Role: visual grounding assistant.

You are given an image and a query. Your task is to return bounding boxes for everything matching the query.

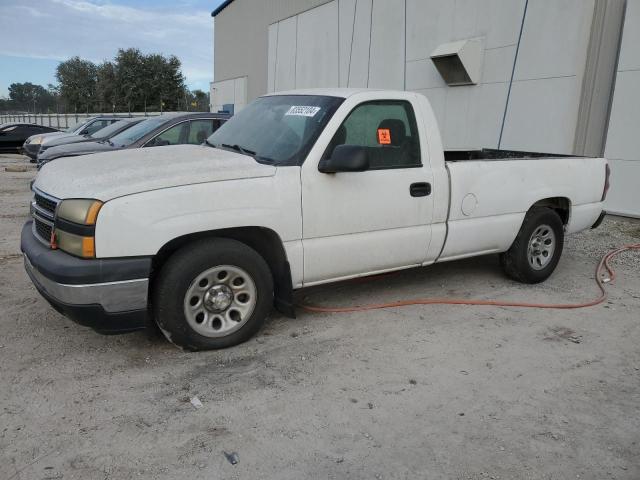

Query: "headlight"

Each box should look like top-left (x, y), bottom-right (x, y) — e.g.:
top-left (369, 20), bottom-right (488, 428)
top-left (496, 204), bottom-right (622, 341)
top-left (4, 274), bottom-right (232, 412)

top-left (53, 199), bottom-right (103, 258)
top-left (31, 136), bottom-right (43, 145)
top-left (57, 199), bottom-right (103, 225)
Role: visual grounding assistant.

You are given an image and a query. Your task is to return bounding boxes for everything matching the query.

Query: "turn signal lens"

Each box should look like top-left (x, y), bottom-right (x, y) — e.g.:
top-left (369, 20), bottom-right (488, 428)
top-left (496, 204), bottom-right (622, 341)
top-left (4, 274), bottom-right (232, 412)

top-left (85, 201), bottom-right (103, 225)
top-left (82, 237), bottom-right (96, 258)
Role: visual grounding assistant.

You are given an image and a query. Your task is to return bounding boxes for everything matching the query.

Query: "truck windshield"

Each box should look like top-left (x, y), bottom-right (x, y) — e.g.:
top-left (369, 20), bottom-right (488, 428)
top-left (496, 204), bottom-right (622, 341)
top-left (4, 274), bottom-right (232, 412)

top-left (207, 95), bottom-right (344, 165)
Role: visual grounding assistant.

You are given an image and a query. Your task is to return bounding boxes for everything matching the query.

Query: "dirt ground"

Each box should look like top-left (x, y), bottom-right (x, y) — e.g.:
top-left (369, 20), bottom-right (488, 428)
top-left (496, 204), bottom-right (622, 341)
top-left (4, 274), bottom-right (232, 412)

top-left (1, 153), bottom-right (639, 480)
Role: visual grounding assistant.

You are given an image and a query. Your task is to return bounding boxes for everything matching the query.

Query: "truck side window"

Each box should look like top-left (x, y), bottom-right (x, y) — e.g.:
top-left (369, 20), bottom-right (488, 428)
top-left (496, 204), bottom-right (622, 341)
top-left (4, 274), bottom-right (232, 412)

top-left (326, 100), bottom-right (421, 169)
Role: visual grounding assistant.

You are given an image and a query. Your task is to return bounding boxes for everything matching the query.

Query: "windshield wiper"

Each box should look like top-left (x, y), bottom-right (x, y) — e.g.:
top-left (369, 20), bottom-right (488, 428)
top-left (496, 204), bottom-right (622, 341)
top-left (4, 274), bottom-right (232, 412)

top-left (221, 143), bottom-right (256, 156)
top-left (207, 141), bottom-right (274, 164)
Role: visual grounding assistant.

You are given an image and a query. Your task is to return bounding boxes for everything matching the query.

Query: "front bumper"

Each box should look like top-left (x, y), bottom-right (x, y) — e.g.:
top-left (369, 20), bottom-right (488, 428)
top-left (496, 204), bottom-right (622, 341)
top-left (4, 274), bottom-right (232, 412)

top-left (22, 142), bottom-right (41, 160)
top-left (21, 221), bottom-right (152, 334)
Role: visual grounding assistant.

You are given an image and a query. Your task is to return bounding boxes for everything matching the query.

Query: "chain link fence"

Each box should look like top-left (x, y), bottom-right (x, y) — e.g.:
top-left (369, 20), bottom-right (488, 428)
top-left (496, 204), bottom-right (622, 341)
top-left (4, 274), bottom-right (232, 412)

top-left (0, 111), bottom-right (165, 130)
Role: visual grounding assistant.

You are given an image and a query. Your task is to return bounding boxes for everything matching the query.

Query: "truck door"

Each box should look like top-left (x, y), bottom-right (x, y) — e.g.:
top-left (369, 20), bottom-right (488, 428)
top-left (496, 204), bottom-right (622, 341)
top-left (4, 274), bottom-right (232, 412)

top-left (301, 99), bottom-right (434, 284)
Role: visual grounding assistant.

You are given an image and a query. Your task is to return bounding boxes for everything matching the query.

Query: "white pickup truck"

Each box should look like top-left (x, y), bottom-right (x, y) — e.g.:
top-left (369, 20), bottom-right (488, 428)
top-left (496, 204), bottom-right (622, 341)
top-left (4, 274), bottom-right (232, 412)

top-left (23, 89), bottom-right (609, 350)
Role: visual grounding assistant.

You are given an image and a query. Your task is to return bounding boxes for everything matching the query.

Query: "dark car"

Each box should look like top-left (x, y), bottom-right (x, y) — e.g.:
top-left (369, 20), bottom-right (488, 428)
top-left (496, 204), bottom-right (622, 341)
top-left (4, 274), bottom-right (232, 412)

top-left (23, 116), bottom-right (121, 161)
top-left (36, 118), bottom-right (145, 159)
top-left (0, 123), bottom-right (58, 154)
top-left (37, 112), bottom-right (230, 168)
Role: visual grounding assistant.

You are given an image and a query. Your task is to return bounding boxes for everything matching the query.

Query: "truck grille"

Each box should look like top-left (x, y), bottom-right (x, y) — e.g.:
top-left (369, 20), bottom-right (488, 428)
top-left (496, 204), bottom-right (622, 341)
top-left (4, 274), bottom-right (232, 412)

top-left (34, 192), bottom-right (57, 214)
top-left (34, 218), bottom-right (53, 242)
top-left (31, 189), bottom-right (59, 244)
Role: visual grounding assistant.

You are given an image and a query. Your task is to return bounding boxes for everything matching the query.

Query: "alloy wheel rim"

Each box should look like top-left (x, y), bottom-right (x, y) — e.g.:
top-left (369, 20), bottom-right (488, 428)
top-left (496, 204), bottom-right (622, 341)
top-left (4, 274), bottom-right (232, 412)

top-left (527, 224), bottom-right (556, 270)
top-left (183, 265), bottom-right (257, 338)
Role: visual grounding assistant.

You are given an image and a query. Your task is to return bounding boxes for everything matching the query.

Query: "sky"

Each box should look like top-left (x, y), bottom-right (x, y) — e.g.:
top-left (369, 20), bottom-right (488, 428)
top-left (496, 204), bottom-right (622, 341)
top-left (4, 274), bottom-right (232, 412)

top-left (0, 0), bottom-right (227, 98)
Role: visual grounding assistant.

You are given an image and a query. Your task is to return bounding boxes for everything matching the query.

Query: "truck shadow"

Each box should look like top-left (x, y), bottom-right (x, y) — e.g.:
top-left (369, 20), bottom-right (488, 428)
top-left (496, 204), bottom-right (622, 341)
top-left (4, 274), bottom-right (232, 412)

top-left (294, 254), bottom-right (507, 310)
top-left (133, 254), bottom-right (507, 351)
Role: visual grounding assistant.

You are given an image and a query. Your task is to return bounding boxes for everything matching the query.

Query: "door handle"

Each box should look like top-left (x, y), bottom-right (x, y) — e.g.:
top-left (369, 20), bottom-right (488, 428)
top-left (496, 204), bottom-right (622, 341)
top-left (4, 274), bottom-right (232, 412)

top-left (410, 182), bottom-right (431, 197)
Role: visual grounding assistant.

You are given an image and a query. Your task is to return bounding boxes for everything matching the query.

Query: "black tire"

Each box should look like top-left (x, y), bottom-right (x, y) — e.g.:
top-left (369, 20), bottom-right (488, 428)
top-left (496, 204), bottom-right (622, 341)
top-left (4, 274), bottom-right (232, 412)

top-left (499, 207), bottom-right (564, 284)
top-left (153, 238), bottom-right (273, 351)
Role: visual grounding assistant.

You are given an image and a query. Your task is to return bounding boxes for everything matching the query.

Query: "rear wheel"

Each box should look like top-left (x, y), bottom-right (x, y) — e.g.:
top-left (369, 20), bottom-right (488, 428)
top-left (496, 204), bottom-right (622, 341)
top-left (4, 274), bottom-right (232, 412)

top-left (153, 238), bottom-right (273, 350)
top-left (500, 207), bottom-right (564, 283)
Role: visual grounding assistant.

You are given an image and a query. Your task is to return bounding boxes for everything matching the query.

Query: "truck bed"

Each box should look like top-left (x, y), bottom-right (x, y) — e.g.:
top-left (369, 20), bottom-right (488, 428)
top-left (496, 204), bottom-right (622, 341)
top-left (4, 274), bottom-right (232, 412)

top-left (445, 148), bottom-right (576, 162)
top-left (436, 152), bottom-right (606, 262)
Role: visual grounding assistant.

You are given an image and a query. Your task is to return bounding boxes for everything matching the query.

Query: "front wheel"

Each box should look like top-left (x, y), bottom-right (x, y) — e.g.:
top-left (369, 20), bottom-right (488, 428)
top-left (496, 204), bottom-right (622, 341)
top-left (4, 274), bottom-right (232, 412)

top-left (500, 207), bottom-right (564, 283)
top-left (153, 238), bottom-right (274, 351)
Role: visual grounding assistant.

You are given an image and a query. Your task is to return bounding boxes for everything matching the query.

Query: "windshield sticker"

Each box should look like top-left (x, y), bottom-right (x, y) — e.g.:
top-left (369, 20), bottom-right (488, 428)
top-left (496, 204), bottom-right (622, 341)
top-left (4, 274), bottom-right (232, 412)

top-left (285, 106), bottom-right (321, 117)
top-left (377, 128), bottom-right (391, 145)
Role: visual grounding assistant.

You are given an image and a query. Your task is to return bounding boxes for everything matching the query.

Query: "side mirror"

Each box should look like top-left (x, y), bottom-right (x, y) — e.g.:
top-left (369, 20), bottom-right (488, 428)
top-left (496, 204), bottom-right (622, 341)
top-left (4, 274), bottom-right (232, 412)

top-left (318, 145), bottom-right (369, 173)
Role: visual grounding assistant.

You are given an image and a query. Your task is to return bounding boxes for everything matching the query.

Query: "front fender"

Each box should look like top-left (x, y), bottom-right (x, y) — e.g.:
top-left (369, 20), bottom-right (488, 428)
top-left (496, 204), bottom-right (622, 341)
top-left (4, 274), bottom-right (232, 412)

top-left (95, 173), bottom-right (301, 258)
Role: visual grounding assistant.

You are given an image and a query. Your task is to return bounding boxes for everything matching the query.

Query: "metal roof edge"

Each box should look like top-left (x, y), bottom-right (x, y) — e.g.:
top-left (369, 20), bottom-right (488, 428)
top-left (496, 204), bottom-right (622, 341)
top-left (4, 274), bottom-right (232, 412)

top-left (211, 0), bottom-right (235, 17)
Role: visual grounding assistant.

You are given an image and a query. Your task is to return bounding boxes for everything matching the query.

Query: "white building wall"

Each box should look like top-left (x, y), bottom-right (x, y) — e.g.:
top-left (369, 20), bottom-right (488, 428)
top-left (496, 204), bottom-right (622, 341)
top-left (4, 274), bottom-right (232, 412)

top-left (500, 0), bottom-right (596, 154)
top-left (604, 0), bottom-right (640, 217)
top-left (210, 76), bottom-right (247, 113)
top-left (368, 0), bottom-right (406, 90)
top-left (296, 1), bottom-right (340, 88)
top-left (220, 0), bottom-right (637, 217)
top-left (405, 0), bottom-right (526, 150)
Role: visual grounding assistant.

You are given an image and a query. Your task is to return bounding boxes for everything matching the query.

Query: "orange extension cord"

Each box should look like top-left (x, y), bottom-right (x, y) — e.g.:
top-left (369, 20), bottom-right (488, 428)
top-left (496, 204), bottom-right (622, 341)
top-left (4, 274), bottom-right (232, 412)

top-left (299, 243), bottom-right (640, 313)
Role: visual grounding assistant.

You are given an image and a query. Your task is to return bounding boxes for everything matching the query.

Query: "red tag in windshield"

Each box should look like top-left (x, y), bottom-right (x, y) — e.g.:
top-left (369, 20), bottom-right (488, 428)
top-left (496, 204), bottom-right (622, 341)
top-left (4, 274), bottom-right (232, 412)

top-left (377, 128), bottom-right (391, 145)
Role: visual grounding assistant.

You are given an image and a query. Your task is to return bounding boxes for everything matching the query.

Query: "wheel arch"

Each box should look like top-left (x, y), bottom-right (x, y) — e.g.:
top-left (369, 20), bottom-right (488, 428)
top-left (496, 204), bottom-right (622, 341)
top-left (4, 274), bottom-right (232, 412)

top-left (529, 197), bottom-right (571, 225)
top-left (150, 226), bottom-right (295, 318)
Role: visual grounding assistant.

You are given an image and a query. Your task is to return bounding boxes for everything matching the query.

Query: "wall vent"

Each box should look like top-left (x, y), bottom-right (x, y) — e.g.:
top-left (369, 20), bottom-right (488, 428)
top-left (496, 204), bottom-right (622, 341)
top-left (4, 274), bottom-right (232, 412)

top-left (431, 38), bottom-right (484, 86)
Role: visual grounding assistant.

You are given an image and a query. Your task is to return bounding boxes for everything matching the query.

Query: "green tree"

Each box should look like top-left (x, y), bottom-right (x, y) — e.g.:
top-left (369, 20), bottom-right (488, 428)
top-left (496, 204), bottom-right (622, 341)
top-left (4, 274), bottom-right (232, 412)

top-left (142, 53), bottom-right (165, 111)
top-left (113, 49), bottom-right (185, 111)
top-left (49, 49), bottom-right (190, 113)
top-left (0, 97), bottom-right (10, 112)
top-left (114, 48), bottom-right (146, 112)
top-left (191, 89), bottom-right (209, 111)
top-left (7, 82), bottom-right (55, 112)
top-left (56, 57), bottom-right (98, 112)
top-left (96, 61), bottom-right (117, 111)
top-left (159, 55), bottom-right (186, 111)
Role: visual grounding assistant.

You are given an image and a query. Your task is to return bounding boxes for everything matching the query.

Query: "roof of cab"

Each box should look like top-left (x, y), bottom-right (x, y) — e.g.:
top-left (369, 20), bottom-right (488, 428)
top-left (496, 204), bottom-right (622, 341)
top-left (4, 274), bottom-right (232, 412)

top-left (263, 88), bottom-right (393, 99)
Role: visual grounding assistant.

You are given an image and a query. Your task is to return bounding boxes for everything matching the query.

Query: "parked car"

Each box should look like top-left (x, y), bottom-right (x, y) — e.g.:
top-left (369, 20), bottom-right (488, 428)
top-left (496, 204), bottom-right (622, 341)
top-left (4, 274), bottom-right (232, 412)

top-left (36, 112), bottom-right (230, 168)
top-left (0, 123), bottom-right (58, 154)
top-left (23, 116), bottom-right (121, 161)
top-left (36, 118), bottom-right (145, 159)
top-left (23, 89), bottom-right (609, 350)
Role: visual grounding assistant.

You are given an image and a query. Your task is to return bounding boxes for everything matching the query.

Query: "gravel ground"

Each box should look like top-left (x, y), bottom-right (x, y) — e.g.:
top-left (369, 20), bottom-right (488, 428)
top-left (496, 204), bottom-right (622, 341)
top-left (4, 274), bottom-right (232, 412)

top-left (0, 153), bottom-right (639, 480)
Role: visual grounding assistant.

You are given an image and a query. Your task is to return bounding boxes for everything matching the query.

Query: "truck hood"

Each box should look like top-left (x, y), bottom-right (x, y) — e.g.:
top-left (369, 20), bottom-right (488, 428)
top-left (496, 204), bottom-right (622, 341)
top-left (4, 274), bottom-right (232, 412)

top-left (34, 145), bottom-right (277, 201)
